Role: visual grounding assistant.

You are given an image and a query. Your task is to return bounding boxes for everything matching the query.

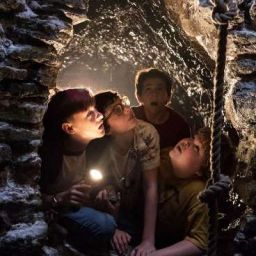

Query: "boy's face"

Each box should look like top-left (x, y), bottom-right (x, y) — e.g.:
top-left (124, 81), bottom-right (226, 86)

top-left (105, 97), bottom-right (137, 134)
top-left (138, 77), bottom-right (170, 112)
top-left (169, 136), bottom-right (205, 178)
top-left (63, 106), bottom-right (105, 144)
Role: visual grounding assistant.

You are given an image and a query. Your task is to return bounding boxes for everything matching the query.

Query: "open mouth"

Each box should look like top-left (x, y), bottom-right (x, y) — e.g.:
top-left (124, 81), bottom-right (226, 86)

top-left (98, 123), bottom-right (104, 130)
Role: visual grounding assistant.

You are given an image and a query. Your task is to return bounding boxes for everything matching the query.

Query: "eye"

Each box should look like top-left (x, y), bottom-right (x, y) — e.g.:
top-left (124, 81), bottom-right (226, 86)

top-left (114, 105), bottom-right (123, 115)
top-left (86, 110), bottom-right (95, 120)
top-left (144, 87), bottom-right (151, 92)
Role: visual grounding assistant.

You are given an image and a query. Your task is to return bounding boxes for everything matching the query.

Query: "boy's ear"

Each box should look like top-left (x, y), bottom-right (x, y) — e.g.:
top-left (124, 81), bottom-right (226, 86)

top-left (137, 95), bottom-right (144, 104)
top-left (62, 122), bottom-right (75, 135)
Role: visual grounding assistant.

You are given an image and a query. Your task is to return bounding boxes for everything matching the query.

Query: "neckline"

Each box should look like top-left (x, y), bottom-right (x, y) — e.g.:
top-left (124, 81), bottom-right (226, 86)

top-left (63, 148), bottom-right (86, 156)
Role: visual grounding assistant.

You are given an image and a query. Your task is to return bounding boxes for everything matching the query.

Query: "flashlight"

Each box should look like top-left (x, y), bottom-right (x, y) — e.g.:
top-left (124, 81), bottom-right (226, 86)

top-left (89, 169), bottom-right (103, 182)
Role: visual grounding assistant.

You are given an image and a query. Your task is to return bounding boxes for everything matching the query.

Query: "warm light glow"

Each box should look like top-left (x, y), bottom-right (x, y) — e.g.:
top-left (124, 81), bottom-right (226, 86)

top-left (89, 169), bottom-right (103, 182)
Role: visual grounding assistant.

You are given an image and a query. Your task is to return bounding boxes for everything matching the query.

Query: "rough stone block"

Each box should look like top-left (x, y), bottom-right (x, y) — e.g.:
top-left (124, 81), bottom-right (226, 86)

top-left (228, 29), bottom-right (256, 58)
top-left (0, 122), bottom-right (42, 153)
top-left (0, 100), bottom-right (46, 124)
top-left (0, 65), bottom-right (27, 81)
top-left (0, 219), bottom-right (47, 256)
top-left (0, 143), bottom-right (12, 167)
top-left (0, 180), bottom-right (41, 206)
top-left (46, 0), bottom-right (89, 10)
top-left (13, 152), bottom-right (41, 185)
top-left (0, 81), bottom-right (49, 98)
top-left (7, 43), bottom-right (59, 66)
top-left (228, 58), bottom-right (256, 76)
top-left (0, 0), bottom-right (24, 12)
top-left (225, 80), bottom-right (256, 130)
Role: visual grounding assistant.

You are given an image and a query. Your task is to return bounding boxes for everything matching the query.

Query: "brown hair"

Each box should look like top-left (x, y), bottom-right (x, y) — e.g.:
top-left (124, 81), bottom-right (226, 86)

top-left (196, 127), bottom-right (236, 179)
top-left (94, 90), bottom-right (120, 133)
top-left (135, 68), bottom-right (173, 99)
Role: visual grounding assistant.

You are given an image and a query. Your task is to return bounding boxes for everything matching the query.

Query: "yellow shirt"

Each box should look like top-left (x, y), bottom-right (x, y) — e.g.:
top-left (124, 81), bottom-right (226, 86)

top-left (157, 152), bottom-right (209, 251)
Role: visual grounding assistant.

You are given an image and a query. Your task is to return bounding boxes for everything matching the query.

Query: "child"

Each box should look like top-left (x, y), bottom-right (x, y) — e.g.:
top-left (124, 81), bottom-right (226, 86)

top-left (133, 68), bottom-right (190, 149)
top-left (39, 89), bottom-right (116, 253)
top-left (153, 127), bottom-right (235, 256)
top-left (88, 91), bottom-right (159, 256)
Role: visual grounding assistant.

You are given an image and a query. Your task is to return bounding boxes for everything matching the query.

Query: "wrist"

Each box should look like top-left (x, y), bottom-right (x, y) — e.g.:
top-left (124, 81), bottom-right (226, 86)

top-left (50, 194), bottom-right (60, 207)
top-left (142, 238), bottom-right (154, 244)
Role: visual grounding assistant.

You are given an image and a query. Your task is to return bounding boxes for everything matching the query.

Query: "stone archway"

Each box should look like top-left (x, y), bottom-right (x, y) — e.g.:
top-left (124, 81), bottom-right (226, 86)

top-left (0, 0), bottom-right (255, 255)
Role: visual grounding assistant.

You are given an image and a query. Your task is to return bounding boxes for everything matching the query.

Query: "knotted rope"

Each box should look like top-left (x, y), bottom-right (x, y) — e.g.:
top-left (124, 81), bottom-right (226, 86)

top-left (198, 1), bottom-right (238, 255)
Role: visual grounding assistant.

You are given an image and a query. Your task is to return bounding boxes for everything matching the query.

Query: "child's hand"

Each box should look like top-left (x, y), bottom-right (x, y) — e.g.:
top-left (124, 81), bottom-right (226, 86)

top-left (111, 229), bottom-right (131, 255)
top-left (95, 189), bottom-right (120, 216)
top-left (131, 240), bottom-right (155, 256)
top-left (57, 183), bottom-right (91, 207)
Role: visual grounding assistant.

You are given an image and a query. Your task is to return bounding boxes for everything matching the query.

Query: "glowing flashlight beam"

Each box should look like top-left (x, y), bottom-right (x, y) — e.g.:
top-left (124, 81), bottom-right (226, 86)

top-left (89, 169), bottom-right (103, 182)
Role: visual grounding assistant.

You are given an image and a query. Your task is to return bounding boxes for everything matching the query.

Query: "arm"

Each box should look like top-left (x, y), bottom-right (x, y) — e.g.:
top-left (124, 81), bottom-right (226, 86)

top-left (142, 167), bottom-right (158, 244)
top-left (41, 182), bottom-right (92, 209)
top-left (153, 181), bottom-right (208, 256)
top-left (132, 121), bottom-right (160, 255)
top-left (131, 168), bottom-right (158, 256)
top-left (151, 240), bottom-right (203, 256)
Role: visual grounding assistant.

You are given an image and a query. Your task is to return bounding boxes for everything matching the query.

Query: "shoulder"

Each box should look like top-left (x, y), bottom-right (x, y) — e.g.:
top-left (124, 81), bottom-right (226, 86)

top-left (181, 179), bottom-right (206, 199)
top-left (136, 119), bottom-right (158, 136)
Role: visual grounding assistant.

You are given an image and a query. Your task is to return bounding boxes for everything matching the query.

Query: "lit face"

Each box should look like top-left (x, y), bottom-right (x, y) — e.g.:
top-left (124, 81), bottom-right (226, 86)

top-left (63, 106), bottom-right (105, 144)
top-left (169, 136), bottom-right (206, 178)
top-left (138, 77), bottom-right (170, 113)
top-left (105, 97), bottom-right (137, 134)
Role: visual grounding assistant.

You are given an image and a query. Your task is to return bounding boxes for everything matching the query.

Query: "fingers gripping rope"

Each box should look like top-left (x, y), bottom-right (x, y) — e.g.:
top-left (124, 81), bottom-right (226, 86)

top-left (211, 0), bottom-right (238, 24)
top-left (198, 174), bottom-right (232, 203)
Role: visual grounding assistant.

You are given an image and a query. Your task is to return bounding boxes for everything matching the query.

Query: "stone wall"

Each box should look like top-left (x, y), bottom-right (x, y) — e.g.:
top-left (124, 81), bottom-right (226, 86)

top-left (0, 0), bottom-right (255, 255)
top-left (0, 0), bottom-right (88, 255)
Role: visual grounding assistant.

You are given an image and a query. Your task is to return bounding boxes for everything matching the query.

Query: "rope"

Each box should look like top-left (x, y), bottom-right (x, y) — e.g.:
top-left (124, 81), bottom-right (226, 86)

top-left (198, 1), bottom-right (238, 255)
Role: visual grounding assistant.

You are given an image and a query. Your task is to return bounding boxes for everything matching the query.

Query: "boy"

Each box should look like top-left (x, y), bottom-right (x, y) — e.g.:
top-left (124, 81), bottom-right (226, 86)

top-left (153, 127), bottom-right (235, 256)
top-left (88, 91), bottom-right (159, 256)
top-left (132, 68), bottom-right (190, 149)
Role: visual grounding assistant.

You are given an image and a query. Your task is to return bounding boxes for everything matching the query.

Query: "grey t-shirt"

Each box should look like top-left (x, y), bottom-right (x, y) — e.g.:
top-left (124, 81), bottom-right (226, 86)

top-left (45, 151), bottom-right (86, 194)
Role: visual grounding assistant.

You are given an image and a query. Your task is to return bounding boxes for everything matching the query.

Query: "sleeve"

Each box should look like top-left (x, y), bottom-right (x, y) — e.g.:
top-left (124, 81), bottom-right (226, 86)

top-left (137, 122), bottom-right (160, 171)
top-left (184, 190), bottom-right (209, 251)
